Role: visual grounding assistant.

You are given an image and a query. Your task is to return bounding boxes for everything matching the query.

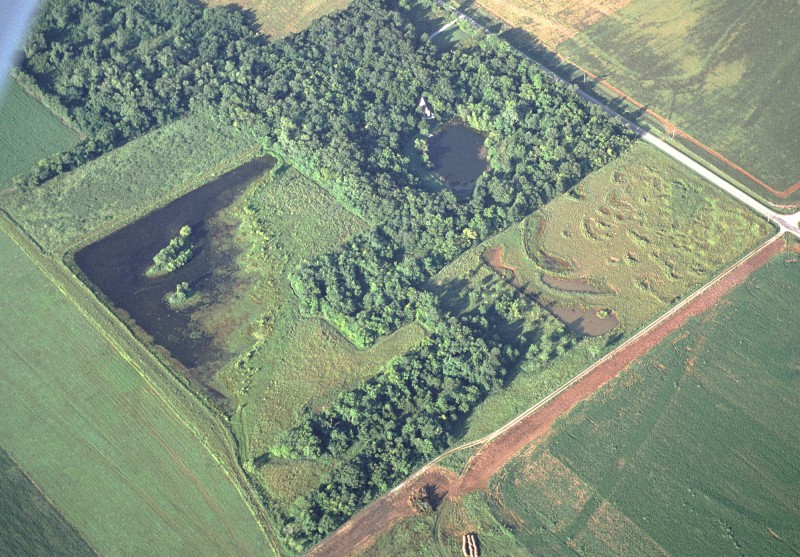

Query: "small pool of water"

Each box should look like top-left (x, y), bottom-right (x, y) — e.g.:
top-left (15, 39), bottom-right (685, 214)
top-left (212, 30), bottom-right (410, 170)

top-left (428, 122), bottom-right (488, 197)
top-left (542, 274), bottom-right (598, 293)
top-left (74, 156), bottom-right (275, 394)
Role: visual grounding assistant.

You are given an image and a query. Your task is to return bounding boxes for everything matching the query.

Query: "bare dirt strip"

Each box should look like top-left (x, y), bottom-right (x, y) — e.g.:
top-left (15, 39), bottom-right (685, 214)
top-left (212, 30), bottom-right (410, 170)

top-left (305, 234), bottom-right (786, 557)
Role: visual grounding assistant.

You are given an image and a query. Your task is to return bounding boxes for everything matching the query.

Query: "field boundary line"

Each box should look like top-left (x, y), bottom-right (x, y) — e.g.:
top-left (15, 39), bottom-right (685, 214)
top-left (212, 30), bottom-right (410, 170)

top-left (309, 232), bottom-right (785, 556)
top-left (1, 449), bottom-right (100, 556)
top-left (0, 211), bottom-right (285, 556)
top-left (456, 231), bottom-right (785, 457)
top-left (464, 2), bottom-right (800, 206)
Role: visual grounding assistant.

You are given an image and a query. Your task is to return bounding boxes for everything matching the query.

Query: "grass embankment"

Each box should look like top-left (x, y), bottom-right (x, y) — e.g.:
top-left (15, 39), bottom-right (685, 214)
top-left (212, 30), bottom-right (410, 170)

top-left (484, 249), bottom-right (800, 555)
top-left (0, 446), bottom-right (97, 557)
top-left (204, 0), bottom-right (353, 38)
top-left (0, 79), bottom-right (78, 188)
top-left (200, 165), bottom-right (427, 507)
top-left (429, 141), bottom-right (771, 442)
top-left (2, 110), bottom-right (259, 253)
top-left (0, 220), bottom-right (275, 556)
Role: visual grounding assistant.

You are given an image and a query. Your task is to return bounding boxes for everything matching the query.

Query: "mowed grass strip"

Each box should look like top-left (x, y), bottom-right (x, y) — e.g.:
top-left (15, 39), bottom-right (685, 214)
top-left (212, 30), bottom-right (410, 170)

top-left (0, 226), bottom-right (273, 556)
top-left (0, 79), bottom-right (78, 188)
top-left (556, 0), bottom-right (800, 192)
top-left (204, 0), bottom-right (353, 38)
top-left (2, 109), bottom-right (258, 253)
top-left (492, 250), bottom-right (800, 555)
top-left (208, 166), bottom-right (427, 506)
top-left (0, 446), bottom-right (97, 557)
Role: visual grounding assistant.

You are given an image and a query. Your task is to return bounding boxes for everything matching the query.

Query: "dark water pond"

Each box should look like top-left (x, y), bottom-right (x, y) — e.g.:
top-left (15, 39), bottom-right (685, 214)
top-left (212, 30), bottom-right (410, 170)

top-left (74, 156), bottom-right (274, 389)
top-left (428, 122), bottom-right (488, 197)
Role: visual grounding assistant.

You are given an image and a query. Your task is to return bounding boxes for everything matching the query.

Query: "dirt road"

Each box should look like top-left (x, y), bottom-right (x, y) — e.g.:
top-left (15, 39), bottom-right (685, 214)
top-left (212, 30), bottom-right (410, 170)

top-left (305, 234), bottom-right (786, 556)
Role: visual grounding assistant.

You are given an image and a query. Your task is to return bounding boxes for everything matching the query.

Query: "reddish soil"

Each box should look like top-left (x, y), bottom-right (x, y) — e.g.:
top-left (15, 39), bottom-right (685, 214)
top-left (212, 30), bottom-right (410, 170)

top-left (305, 467), bottom-right (457, 557)
top-left (457, 234), bottom-right (784, 492)
top-left (306, 236), bottom-right (785, 556)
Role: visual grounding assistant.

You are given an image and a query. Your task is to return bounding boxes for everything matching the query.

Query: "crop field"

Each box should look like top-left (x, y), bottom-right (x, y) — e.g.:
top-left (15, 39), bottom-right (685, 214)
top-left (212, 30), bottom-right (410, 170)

top-left (366, 242), bottom-right (800, 557)
top-left (203, 165), bottom-right (427, 506)
top-left (484, 248), bottom-right (800, 555)
top-left (0, 79), bottom-right (78, 188)
top-left (488, 0), bottom-right (800, 200)
top-left (2, 110), bottom-right (259, 253)
top-left (429, 140), bottom-right (770, 441)
top-left (0, 222), bottom-right (274, 556)
top-left (204, 0), bottom-right (353, 38)
top-left (475, 0), bottom-right (631, 48)
top-left (0, 446), bottom-right (96, 556)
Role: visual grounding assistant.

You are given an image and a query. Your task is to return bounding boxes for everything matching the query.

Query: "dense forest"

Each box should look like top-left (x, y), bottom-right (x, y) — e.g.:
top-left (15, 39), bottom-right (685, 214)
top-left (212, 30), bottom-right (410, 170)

top-left (15, 0), bottom-right (634, 550)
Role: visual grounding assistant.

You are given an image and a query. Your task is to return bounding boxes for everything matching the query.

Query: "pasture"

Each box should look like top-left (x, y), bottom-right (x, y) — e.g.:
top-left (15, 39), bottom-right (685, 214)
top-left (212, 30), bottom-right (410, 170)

top-left (430, 140), bottom-right (770, 442)
top-left (486, 248), bottom-right (800, 555)
top-left (0, 446), bottom-right (96, 557)
top-left (0, 79), bottom-right (77, 188)
top-left (204, 0), bottom-right (353, 38)
top-left (203, 166), bottom-right (427, 506)
top-left (0, 222), bottom-right (274, 556)
top-left (551, 0), bottom-right (800, 198)
top-left (2, 110), bottom-right (258, 253)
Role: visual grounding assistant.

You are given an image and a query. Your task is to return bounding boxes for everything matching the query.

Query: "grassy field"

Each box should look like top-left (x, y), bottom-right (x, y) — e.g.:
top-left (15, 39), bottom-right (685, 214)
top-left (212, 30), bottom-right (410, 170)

top-left (366, 240), bottom-right (800, 557)
top-left (2, 110), bottom-right (259, 253)
top-left (475, 0), bottom-right (630, 47)
top-left (485, 248), bottom-right (800, 555)
top-left (0, 446), bottom-right (97, 557)
top-left (0, 221), bottom-right (275, 556)
top-left (489, 0), bottom-right (800, 198)
top-left (429, 140), bottom-right (770, 442)
top-left (196, 165), bottom-right (427, 507)
top-left (204, 0), bottom-right (353, 38)
top-left (0, 79), bottom-right (78, 188)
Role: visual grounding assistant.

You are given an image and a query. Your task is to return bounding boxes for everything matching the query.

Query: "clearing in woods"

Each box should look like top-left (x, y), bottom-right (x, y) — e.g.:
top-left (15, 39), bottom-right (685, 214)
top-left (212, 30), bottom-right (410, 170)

top-left (206, 165), bottom-right (428, 509)
top-left (203, 0), bottom-right (353, 38)
top-left (0, 222), bottom-right (275, 556)
top-left (0, 79), bottom-right (78, 188)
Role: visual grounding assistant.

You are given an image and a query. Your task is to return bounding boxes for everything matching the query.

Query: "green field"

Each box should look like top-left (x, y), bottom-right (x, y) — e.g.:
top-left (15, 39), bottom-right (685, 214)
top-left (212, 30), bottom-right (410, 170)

top-left (0, 79), bottom-right (78, 188)
top-left (429, 140), bottom-right (770, 441)
top-left (0, 222), bottom-right (275, 556)
top-left (486, 247), bottom-right (800, 555)
top-left (2, 110), bottom-right (259, 253)
top-left (204, 0), bottom-right (353, 38)
top-left (0, 446), bottom-right (97, 557)
top-left (367, 242), bottom-right (800, 557)
top-left (556, 0), bottom-right (800, 197)
top-left (199, 165), bottom-right (427, 506)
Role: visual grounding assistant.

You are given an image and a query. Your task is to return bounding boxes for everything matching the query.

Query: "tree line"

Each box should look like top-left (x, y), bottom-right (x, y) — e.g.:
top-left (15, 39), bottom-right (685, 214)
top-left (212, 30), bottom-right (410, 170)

top-left (16, 0), bottom-right (634, 550)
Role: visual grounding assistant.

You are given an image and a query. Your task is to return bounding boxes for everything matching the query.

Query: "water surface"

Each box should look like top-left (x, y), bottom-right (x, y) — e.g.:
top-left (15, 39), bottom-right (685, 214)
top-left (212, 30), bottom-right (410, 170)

top-left (428, 122), bottom-right (488, 197)
top-left (75, 156), bottom-right (274, 392)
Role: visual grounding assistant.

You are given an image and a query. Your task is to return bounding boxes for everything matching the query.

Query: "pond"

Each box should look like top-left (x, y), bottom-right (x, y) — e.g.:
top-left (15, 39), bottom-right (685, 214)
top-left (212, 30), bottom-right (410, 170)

top-left (74, 156), bottom-right (275, 396)
top-left (483, 246), bottom-right (618, 338)
top-left (428, 121), bottom-right (488, 197)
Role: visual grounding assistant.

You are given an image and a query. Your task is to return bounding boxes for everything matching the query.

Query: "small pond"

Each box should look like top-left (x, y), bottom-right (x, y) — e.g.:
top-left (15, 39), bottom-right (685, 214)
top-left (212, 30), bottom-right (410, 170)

top-left (428, 121), bottom-right (488, 197)
top-left (483, 246), bottom-right (618, 338)
top-left (74, 156), bottom-right (275, 393)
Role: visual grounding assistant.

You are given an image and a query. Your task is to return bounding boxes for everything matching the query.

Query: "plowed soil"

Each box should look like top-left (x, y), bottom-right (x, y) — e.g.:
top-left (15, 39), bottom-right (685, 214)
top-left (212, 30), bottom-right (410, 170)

top-left (306, 235), bottom-right (785, 557)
